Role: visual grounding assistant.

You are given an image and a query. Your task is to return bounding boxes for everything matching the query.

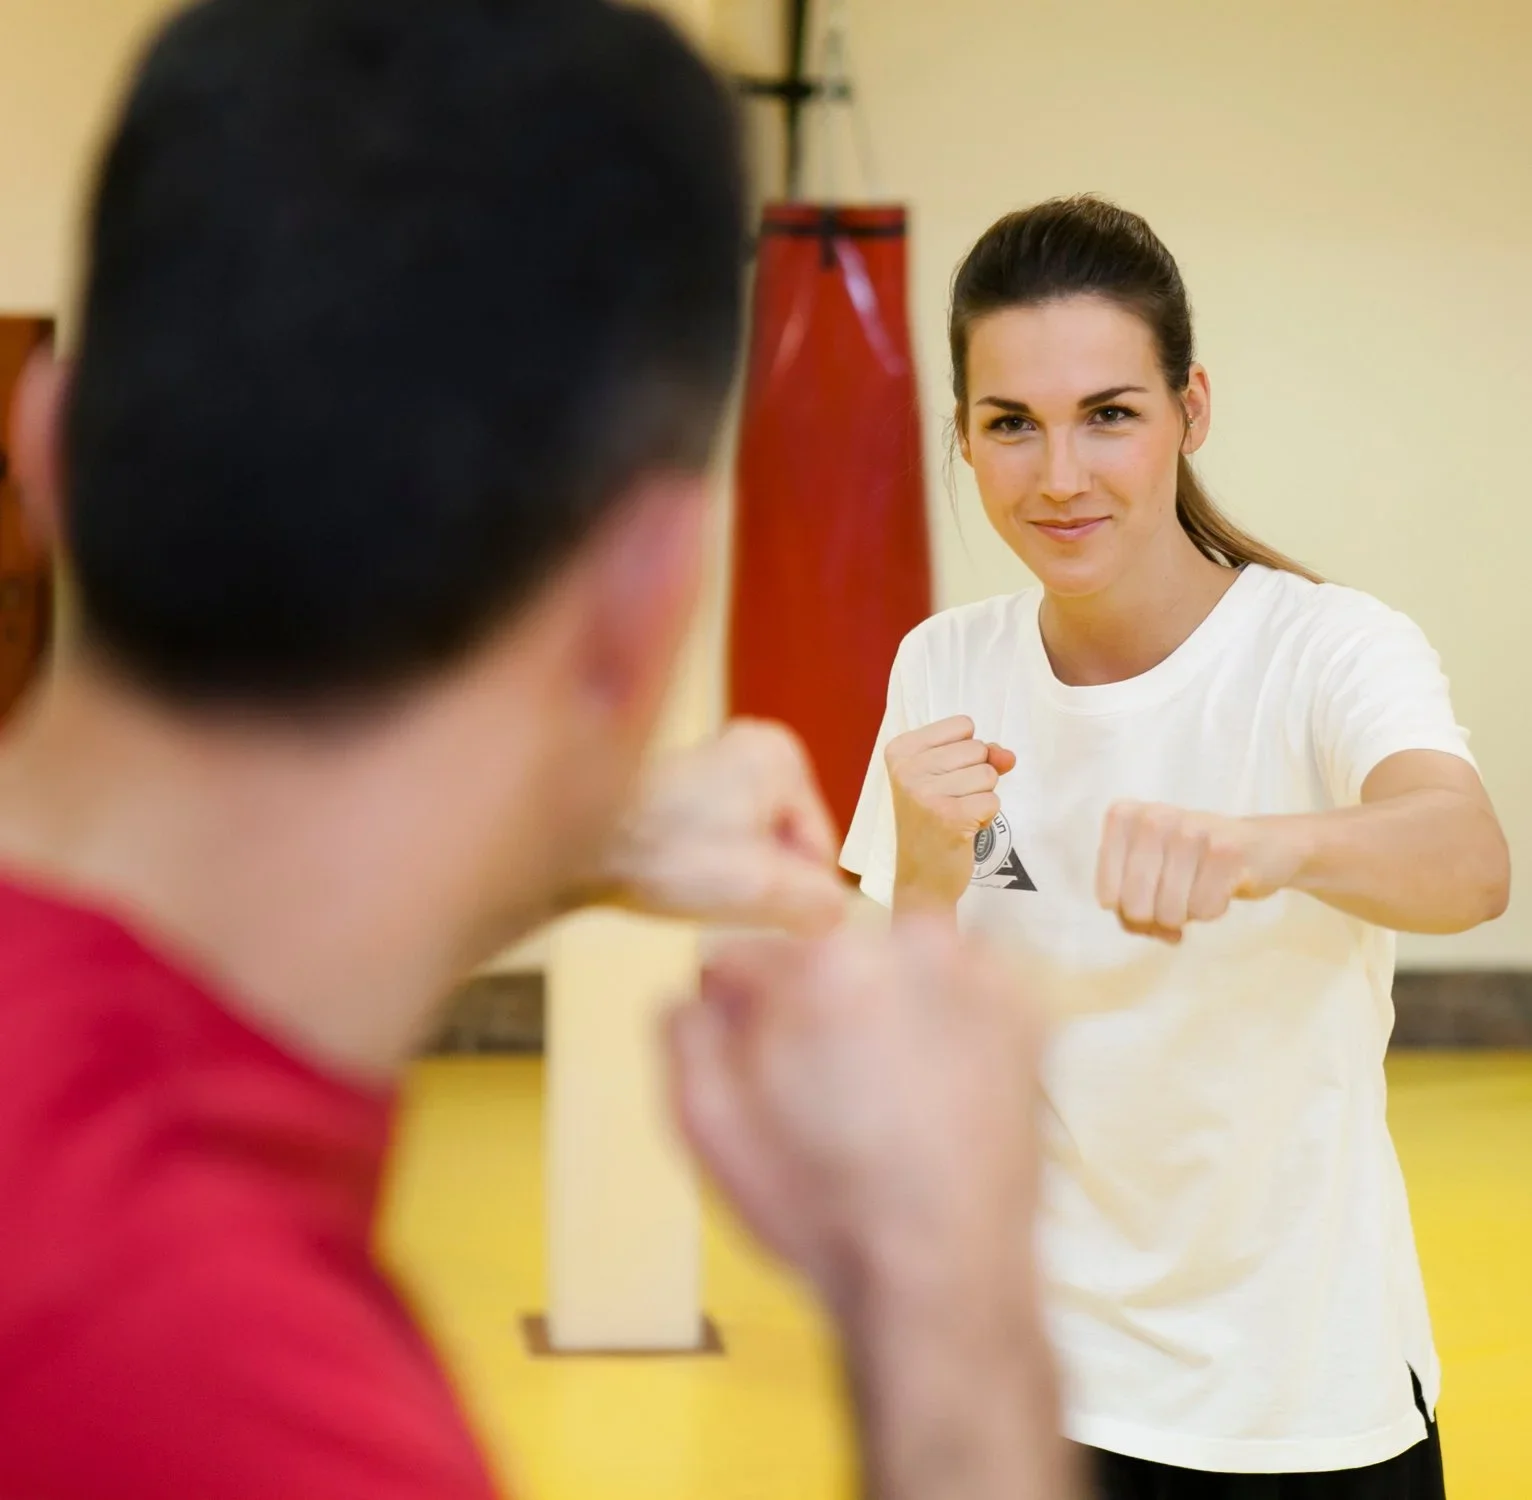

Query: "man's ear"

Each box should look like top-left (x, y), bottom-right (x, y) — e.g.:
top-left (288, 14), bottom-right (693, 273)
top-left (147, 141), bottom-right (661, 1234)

top-left (568, 472), bottom-right (710, 728)
top-left (8, 347), bottom-right (70, 559)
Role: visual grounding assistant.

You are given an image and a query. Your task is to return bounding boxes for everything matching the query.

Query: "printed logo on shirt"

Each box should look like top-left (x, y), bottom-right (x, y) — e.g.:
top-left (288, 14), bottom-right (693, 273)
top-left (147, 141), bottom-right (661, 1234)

top-left (972, 811), bottom-right (1036, 891)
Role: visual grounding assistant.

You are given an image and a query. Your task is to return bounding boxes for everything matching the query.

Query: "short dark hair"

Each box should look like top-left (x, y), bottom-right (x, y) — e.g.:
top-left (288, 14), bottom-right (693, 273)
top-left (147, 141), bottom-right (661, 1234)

top-left (65, 0), bottom-right (746, 705)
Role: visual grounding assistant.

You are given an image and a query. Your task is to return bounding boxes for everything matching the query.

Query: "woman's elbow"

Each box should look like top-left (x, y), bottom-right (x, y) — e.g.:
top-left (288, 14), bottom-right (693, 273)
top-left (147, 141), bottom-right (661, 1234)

top-left (1425, 818), bottom-right (1511, 934)
top-left (1467, 823), bottom-right (1512, 927)
top-left (1481, 851), bottom-right (1512, 924)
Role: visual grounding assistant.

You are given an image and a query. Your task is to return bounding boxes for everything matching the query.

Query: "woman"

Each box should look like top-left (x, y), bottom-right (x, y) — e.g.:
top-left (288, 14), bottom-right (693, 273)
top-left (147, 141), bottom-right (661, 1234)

top-left (841, 196), bottom-right (1510, 1498)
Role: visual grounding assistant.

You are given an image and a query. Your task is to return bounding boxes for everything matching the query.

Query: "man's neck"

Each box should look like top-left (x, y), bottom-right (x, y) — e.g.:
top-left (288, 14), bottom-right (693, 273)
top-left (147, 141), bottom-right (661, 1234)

top-left (0, 658), bottom-right (540, 1085)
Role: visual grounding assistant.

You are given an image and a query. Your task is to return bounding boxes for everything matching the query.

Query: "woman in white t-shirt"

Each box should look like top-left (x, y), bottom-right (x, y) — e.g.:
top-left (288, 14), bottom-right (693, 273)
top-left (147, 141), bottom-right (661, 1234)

top-left (841, 195), bottom-right (1510, 1499)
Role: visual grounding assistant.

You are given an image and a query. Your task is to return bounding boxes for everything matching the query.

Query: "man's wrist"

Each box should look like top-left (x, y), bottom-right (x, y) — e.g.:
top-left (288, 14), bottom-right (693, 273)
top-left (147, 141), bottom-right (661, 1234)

top-left (555, 819), bottom-right (640, 916)
top-left (843, 1209), bottom-right (1047, 1347)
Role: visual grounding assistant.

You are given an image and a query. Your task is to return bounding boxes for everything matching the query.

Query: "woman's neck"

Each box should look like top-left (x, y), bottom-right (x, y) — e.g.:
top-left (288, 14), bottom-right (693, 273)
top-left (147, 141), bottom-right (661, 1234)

top-left (1038, 539), bottom-right (1242, 687)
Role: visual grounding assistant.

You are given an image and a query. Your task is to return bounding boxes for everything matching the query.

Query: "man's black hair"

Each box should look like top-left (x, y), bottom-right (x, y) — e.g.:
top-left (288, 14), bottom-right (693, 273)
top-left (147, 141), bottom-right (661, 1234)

top-left (65, 0), bottom-right (745, 703)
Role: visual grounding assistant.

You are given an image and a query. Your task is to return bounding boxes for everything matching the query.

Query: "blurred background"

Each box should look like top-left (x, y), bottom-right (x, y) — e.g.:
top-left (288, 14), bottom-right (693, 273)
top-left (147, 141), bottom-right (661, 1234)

top-left (2, 1), bottom-right (1529, 1496)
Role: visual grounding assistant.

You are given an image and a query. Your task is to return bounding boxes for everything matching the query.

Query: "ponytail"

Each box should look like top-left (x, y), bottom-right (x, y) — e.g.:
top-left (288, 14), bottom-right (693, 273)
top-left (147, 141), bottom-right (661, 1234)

top-left (1175, 456), bottom-right (1320, 582)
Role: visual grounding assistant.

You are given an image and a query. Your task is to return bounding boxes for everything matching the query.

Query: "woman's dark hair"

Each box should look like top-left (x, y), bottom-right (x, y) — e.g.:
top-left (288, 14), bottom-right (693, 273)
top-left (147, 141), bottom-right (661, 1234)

top-left (950, 195), bottom-right (1318, 582)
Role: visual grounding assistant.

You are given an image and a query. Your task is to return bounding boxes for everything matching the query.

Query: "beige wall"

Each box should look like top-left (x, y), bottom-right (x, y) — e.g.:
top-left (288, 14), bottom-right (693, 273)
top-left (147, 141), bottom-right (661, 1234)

top-left (755, 0), bottom-right (1531, 968)
top-left (0, 0), bottom-right (175, 321)
top-left (6, 0), bottom-right (1529, 967)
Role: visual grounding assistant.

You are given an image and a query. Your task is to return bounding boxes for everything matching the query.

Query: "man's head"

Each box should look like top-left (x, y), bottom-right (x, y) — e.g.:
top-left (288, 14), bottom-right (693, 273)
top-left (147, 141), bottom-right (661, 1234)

top-left (12, 0), bottom-right (745, 942)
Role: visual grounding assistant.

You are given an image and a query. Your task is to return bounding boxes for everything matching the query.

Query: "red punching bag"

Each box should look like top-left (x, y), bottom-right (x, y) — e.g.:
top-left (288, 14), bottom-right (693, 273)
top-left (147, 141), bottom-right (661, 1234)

top-left (728, 204), bottom-right (932, 837)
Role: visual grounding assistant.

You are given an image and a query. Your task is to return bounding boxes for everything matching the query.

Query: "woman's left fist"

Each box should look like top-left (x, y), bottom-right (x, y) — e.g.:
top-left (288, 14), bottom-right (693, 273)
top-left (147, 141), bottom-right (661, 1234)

top-left (1095, 803), bottom-right (1300, 943)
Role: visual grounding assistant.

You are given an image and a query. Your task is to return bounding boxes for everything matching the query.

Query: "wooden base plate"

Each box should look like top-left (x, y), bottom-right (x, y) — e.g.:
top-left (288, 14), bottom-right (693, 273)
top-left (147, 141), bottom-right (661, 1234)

top-left (521, 1313), bottom-right (726, 1358)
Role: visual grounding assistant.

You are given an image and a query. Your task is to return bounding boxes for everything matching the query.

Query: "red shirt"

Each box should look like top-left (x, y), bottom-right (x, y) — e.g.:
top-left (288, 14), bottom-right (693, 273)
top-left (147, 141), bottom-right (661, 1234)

top-left (0, 878), bottom-right (502, 1499)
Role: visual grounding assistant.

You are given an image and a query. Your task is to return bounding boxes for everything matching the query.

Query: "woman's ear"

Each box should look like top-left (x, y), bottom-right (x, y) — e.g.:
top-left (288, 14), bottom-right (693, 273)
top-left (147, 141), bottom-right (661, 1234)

top-left (955, 402), bottom-right (973, 467)
top-left (1181, 365), bottom-right (1211, 457)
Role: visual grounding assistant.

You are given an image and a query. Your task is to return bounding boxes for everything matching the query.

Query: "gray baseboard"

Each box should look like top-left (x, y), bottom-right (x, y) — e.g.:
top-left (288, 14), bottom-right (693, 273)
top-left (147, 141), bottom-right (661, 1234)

top-left (422, 968), bottom-right (1532, 1055)
top-left (1390, 970), bottom-right (1532, 1048)
top-left (422, 971), bottom-right (545, 1055)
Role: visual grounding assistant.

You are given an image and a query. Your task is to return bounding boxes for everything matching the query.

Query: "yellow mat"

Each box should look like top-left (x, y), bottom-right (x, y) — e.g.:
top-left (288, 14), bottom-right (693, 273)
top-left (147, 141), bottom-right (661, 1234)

top-left (380, 1051), bottom-right (1532, 1500)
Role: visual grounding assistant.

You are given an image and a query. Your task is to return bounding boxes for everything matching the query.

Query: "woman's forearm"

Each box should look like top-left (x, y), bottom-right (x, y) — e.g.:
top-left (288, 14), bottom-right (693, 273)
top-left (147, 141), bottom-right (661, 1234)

top-left (1260, 789), bottom-right (1510, 934)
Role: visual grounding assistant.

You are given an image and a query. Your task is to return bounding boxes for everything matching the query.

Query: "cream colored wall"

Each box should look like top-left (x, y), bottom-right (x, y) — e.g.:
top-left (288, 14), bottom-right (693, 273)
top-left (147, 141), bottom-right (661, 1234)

top-left (761, 0), bottom-right (1531, 968)
top-left (0, 0), bottom-right (175, 321)
top-left (5, 0), bottom-right (1528, 969)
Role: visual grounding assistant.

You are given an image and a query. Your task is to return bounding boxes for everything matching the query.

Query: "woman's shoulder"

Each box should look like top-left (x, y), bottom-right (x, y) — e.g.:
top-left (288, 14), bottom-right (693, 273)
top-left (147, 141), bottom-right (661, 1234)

top-left (1248, 565), bottom-right (1420, 646)
top-left (894, 589), bottom-right (1042, 673)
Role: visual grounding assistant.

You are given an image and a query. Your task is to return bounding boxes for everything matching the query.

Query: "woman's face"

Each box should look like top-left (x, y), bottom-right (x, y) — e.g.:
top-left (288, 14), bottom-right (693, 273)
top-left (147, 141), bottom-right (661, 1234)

top-left (959, 295), bottom-right (1209, 599)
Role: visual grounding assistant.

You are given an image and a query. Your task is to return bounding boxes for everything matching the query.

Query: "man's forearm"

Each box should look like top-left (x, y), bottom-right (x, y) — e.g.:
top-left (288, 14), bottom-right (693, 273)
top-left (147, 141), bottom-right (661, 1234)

top-left (1263, 790), bottom-right (1509, 934)
top-left (841, 1265), bottom-right (1078, 1500)
top-left (891, 850), bottom-right (964, 927)
top-left (891, 878), bottom-right (960, 927)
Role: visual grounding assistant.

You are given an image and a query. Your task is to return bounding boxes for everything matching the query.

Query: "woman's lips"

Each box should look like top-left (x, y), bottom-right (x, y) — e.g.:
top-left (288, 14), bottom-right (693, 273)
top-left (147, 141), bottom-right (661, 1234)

top-left (1031, 517), bottom-right (1108, 542)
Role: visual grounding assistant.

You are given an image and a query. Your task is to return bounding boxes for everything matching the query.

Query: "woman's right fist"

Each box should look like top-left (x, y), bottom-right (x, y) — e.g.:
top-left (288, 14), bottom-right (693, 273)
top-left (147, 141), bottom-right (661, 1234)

top-left (887, 716), bottom-right (1016, 911)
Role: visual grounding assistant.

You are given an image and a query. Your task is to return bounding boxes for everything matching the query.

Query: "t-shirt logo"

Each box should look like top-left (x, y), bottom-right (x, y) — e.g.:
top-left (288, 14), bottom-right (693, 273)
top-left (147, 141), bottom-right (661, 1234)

top-left (972, 811), bottom-right (1036, 891)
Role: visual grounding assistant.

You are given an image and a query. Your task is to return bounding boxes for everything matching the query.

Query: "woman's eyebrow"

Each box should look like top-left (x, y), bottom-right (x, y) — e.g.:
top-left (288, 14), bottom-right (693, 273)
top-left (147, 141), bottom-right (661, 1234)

top-left (975, 385), bottom-right (1149, 414)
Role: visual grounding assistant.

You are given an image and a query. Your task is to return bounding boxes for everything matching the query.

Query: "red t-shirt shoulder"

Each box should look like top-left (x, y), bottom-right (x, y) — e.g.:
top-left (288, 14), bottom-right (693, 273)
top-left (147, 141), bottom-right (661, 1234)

top-left (0, 877), bottom-right (503, 1500)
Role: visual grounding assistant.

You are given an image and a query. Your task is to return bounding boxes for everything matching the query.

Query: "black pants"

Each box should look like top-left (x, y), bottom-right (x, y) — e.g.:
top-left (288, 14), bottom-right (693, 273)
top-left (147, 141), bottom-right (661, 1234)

top-left (1081, 1373), bottom-right (1445, 1499)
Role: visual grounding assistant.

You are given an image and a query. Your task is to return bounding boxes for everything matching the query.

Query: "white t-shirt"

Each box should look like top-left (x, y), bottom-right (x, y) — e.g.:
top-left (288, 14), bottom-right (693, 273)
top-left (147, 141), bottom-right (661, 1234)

top-left (841, 564), bottom-right (1477, 1475)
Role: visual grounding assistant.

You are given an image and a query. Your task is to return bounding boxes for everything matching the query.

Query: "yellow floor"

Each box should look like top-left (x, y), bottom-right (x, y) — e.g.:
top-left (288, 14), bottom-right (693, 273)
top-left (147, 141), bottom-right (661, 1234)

top-left (378, 1052), bottom-right (1532, 1500)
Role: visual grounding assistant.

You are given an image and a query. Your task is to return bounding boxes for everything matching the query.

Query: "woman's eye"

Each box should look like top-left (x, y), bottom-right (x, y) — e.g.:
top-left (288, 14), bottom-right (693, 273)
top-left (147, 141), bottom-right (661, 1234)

top-left (1090, 405), bottom-right (1136, 426)
top-left (987, 415), bottom-right (1033, 435)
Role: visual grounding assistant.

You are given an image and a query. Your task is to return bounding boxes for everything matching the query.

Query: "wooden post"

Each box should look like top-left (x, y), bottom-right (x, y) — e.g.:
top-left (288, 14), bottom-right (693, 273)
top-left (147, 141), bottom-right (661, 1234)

top-left (538, 0), bottom-right (730, 1354)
